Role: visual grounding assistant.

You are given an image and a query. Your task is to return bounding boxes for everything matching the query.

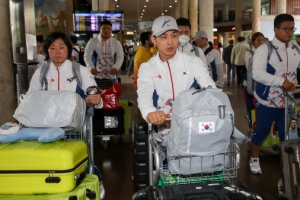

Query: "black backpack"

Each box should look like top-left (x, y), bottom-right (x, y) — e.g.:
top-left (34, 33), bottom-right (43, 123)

top-left (73, 47), bottom-right (86, 66)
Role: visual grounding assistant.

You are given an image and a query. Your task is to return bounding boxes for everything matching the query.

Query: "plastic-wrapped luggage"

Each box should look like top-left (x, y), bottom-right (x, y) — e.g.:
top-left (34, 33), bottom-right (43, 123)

top-left (0, 140), bottom-right (88, 195)
top-left (167, 88), bottom-right (234, 174)
top-left (13, 91), bottom-right (86, 129)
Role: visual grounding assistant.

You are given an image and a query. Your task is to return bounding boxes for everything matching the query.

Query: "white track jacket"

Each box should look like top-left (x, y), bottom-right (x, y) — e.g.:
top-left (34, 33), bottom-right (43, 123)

top-left (137, 51), bottom-right (216, 120)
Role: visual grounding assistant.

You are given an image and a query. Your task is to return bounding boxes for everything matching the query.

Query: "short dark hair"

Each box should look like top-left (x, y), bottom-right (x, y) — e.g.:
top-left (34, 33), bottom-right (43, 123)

top-left (251, 32), bottom-right (264, 42)
top-left (274, 13), bottom-right (294, 28)
top-left (70, 35), bottom-right (78, 44)
top-left (140, 31), bottom-right (151, 45)
top-left (229, 40), bottom-right (234, 45)
top-left (237, 36), bottom-right (243, 42)
top-left (100, 20), bottom-right (112, 27)
top-left (43, 32), bottom-right (72, 61)
top-left (36, 35), bottom-right (44, 43)
top-left (241, 37), bottom-right (246, 41)
top-left (176, 17), bottom-right (191, 30)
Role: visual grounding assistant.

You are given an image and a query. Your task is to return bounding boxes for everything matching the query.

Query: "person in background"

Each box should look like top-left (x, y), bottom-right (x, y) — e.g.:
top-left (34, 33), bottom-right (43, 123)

top-left (194, 30), bottom-right (224, 88)
top-left (176, 17), bottom-right (207, 65)
top-left (264, 37), bottom-right (269, 42)
top-left (250, 14), bottom-right (300, 175)
top-left (231, 36), bottom-right (249, 87)
top-left (28, 32), bottom-right (105, 199)
top-left (84, 20), bottom-right (124, 80)
top-left (70, 35), bottom-right (80, 63)
top-left (288, 118), bottom-right (299, 140)
top-left (121, 41), bottom-right (128, 70)
top-left (244, 32), bottom-right (265, 128)
top-left (223, 40), bottom-right (235, 85)
top-left (130, 32), bottom-right (154, 90)
top-left (36, 35), bottom-right (46, 69)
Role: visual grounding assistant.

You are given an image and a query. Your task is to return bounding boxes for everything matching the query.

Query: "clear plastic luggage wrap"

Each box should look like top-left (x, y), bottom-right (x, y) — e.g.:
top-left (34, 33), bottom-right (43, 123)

top-left (13, 90), bottom-right (86, 129)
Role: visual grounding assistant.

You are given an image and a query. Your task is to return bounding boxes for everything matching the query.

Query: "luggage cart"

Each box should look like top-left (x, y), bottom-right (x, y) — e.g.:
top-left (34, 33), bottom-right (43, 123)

top-left (132, 129), bottom-right (265, 199)
top-left (63, 105), bottom-right (95, 174)
top-left (147, 130), bottom-right (240, 187)
top-left (94, 78), bottom-right (124, 149)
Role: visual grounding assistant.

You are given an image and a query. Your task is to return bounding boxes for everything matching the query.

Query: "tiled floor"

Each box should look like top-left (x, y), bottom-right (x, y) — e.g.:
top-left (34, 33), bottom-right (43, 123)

top-left (94, 71), bottom-right (281, 200)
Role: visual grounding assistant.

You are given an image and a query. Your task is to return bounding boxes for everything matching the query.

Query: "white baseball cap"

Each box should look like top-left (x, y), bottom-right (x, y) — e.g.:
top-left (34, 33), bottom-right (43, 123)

top-left (152, 16), bottom-right (180, 36)
top-left (193, 30), bottom-right (208, 40)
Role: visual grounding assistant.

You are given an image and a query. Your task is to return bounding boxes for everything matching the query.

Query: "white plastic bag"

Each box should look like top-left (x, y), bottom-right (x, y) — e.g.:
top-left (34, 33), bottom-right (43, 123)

top-left (13, 91), bottom-right (86, 129)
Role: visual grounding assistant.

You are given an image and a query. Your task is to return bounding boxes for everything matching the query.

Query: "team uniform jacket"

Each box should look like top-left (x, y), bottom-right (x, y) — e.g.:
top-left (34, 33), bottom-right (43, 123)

top-left (177, 43), bottom-right (207, 66)
top-left (203, 45), bottom-right (224, 88)
top-left (84, 35), bottom-right (124, 79)
top-left (28, 60), bottom-right (102, 108)
top-left (253, 37), bottom-right (300, 108)
top-left (137, 51), bottom-right (216, 120)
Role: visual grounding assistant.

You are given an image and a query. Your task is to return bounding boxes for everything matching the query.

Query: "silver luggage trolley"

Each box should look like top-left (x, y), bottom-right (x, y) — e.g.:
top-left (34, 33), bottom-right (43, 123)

top-left (147, 130), bottom-right (241, 187)
top-left (63, 105), bottom-right (95, 174)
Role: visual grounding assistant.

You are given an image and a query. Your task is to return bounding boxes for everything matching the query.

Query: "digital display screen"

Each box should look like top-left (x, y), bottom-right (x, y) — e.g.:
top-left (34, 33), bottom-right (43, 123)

top-left (73, 11), bottom-right (123, 33)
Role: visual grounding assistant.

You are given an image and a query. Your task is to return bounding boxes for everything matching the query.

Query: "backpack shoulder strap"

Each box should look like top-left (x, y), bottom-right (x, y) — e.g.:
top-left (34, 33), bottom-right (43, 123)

top-left (248, 49), bottom-right (254, 56)
top-left (71, 62), bottom-right (82, 88)
top-left (191, 44), bottom-right (200, 57)
top-left (73, 47), bottom-right (80, 53)
top-left (292, 43), bottom-right (300, 55)
top-left (267, 41), bottom-right (282, 62)
top-left (39, 63), bottom-right (50, 90)
top-left (204, 46), bottom-right (213, 56)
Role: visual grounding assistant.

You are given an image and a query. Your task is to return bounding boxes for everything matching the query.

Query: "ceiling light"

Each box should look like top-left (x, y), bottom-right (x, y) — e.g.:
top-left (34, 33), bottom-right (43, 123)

top-left (115, 0), bottom-right (117, 1)
top-left (162, 13), bottom-right (164, 15)
top-left (139, 19), bottom-right (141, 20)
top-left (146, 0), bottom-right (148, 2)
top-left (143, 10), bottom-right (145, 12)
top-left (175, 0), bottom-right (177, 2)
top-left (144, 5), bottom-right (146, 7)
top-left (165, 10), bottom-right (168, 12)
top-left (140, 16), bottom-right (142, 18)
top-left (141, 13), bottom-right (143, 15)
top-left (117, 5), bottom-right (119, 7)
top-left (169, 5), bottom-right (172, 7)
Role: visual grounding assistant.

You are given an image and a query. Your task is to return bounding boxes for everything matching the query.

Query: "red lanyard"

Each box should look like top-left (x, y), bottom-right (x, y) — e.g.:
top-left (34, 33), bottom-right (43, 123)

top-left (167, 61), bottom-right (175, 100)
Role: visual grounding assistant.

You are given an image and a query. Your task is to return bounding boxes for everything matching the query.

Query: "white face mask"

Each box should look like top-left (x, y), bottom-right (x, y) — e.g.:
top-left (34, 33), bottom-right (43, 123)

top-left (179, 35), bottom-right (190, 46)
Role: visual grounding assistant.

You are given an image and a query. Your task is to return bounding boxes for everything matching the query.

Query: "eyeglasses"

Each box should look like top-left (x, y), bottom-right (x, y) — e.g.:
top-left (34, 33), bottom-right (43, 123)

top-left (280, 27), bottom-right (297, 32)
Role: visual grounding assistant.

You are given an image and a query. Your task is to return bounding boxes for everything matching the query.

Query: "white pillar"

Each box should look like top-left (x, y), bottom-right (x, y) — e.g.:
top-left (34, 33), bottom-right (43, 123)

top-left (99, 0), bottom-right (109, 10)
top-left (181, 0), bottom-right (188, 18)
top-left (189, 0), bottom-right (198, 37)
top-left (175, 1), bottom-right (181, 19)
top-left (276, 0), bottom-right (286, 15)
top-left (235, 0), bottom-right (242, 43)
top-left (199, 0), bottom-right (214, 42)
top-left (252, 0), bottom-right (261, 33)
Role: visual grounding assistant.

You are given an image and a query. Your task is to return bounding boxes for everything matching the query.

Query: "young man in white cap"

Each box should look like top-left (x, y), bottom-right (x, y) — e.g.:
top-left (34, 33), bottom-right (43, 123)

top-left (176, 18), bottom-right (207, 66)
top-left (194, 30), bottom-right (224, 88)
top-left (137, 16), bottom-right (215, 128)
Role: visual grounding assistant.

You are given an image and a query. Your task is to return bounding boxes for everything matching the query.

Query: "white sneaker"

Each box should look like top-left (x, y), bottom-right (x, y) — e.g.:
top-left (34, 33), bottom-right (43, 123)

top-left (249, 158), bottom-right (262, 174)
top-left (100, 183), bottom-right (105, 199)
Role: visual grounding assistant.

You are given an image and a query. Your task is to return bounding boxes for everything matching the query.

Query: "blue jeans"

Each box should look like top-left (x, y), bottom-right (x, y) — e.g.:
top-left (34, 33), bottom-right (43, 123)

top-left (227, 63), bottom-right (235, 82)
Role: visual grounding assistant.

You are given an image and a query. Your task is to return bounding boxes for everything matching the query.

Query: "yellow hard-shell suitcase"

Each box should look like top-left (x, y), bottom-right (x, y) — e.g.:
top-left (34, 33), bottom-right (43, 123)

top-left (0, 140), bottom-right (88, 195)
top-left (0, 174), bottom-right (99, 200)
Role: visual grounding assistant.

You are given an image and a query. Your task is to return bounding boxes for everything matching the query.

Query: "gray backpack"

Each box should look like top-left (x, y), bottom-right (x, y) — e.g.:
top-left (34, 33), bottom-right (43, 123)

top-left (39, 62), bottom-right (82, 90)
top-left (167, 87), bottom-right (234, 174)
top-left (248, 41), bottom-right (300, 95)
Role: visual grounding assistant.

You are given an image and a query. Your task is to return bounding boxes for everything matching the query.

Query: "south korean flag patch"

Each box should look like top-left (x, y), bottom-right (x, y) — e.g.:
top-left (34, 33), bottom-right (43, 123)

top-left (180, 70), bottom-right (189, 77)
top-left (199, 122), bottom-right (215, 134)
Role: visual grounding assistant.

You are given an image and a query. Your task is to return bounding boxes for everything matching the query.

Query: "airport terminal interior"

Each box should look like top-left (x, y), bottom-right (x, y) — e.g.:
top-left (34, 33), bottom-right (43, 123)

top-left (1, 0), bottom-right (299, 199)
